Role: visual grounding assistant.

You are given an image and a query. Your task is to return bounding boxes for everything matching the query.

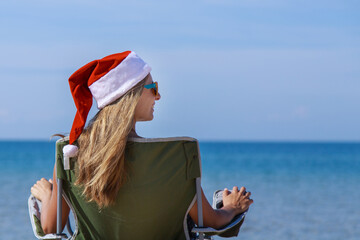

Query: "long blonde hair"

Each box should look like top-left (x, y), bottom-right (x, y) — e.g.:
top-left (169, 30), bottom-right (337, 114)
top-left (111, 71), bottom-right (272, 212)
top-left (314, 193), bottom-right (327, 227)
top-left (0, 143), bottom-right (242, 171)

top-left (75, 79), bottom-right (145, 208)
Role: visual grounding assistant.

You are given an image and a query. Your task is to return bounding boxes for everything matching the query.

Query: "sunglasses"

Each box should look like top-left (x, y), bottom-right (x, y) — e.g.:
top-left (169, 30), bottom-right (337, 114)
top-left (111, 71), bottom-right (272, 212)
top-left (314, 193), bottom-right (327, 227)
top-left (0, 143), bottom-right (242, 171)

top-left (144, 82), bottom-right (159, 97)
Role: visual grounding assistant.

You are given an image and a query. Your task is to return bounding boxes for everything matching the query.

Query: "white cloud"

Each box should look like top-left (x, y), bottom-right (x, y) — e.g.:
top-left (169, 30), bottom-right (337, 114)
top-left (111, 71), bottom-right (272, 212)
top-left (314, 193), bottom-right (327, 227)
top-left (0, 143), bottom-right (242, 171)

top-left (201, 0), bottom-right (357, 10)
top-left (292, 106), bottom-right (308, 119)
top-left (0, 109), bottom-right (8, 117)
top-left (201, 0), bottom-right (288, 7)
top-left (266, 106), bottom-right (309, 123)
top-left (0, 108), bottom-right (11, 123)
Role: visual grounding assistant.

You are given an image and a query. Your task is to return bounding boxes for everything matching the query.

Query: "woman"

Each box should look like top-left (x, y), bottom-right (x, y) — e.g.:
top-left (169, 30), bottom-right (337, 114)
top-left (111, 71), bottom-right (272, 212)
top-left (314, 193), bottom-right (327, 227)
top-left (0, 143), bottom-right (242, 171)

top-left (31, 51), bottom-right (253, 235)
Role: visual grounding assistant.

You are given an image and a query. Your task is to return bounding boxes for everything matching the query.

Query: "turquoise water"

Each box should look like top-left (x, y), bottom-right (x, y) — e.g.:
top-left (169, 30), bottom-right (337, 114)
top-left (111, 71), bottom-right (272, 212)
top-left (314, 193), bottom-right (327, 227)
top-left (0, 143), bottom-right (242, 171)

top-left (1, 141), bottom-right (359, 239)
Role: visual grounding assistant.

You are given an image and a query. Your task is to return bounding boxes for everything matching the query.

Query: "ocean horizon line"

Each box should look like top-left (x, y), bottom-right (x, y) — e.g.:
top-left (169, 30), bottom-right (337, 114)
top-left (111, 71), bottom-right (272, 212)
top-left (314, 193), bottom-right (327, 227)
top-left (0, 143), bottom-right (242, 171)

top-left (0, 138), bottom-right (359, 144)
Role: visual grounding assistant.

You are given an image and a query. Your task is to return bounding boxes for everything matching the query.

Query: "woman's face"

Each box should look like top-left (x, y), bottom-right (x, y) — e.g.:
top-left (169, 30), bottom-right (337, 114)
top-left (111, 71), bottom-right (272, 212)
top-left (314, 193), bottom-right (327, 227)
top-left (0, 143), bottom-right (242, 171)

top-left (134, 74), bottom-right (161, 122)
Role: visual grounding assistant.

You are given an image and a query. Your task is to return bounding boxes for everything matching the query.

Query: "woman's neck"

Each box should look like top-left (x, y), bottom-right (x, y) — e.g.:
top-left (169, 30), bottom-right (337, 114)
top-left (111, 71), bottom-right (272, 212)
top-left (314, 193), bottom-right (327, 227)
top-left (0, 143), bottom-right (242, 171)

top-left (128, 128), bottom-right (140, 138)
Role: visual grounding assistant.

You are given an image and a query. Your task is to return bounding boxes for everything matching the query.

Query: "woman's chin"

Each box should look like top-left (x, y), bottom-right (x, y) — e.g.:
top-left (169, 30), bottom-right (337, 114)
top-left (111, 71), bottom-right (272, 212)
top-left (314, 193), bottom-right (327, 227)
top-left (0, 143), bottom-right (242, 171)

top-left (137, 115), bottom-right (154, 122)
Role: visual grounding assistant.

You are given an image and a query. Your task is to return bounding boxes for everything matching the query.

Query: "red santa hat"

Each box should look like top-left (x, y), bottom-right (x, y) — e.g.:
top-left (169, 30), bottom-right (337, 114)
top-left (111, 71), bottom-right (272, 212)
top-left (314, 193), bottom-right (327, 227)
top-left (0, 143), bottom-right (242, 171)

top-left (63, 51), bottom-right (151, 160)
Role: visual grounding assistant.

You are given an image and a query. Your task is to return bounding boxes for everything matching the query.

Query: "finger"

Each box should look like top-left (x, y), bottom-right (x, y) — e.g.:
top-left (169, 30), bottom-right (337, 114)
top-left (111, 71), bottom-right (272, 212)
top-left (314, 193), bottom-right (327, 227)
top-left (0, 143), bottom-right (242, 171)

top-left (49, 179), bottom-right (53, 184)
top-left (245, 191), bottom-right (251, 198)
top-left (223, 188), bottom-right (230, 196)
top-left (39, 182), bottom-right (51, 191)
top-left (232, 186), bottom-right (239, 192)
top-left (33, 193), bottom-right (42, 201)
top-left (42, 178), bottom-right (51, 184)
top-left (31, 187), bottom-right (39, 196)
top-left (239, 186), bottom-right (246, 195)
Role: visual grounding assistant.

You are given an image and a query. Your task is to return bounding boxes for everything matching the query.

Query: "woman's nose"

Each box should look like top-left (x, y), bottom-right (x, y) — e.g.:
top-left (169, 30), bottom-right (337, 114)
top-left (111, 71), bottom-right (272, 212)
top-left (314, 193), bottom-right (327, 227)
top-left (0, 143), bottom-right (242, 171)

top-left (155, 92), bottom-right (161, 100)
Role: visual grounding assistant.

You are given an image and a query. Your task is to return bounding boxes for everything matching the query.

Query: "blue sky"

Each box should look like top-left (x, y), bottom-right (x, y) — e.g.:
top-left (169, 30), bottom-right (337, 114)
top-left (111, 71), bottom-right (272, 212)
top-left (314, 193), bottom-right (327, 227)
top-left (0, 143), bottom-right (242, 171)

top-left (0, 0), bottom-right (359, 141)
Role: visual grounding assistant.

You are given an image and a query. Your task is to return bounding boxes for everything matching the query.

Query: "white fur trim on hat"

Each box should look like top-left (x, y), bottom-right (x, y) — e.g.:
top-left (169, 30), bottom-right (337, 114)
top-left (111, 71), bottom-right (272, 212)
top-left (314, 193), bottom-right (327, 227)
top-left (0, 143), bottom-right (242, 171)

top-left (63, 144), bottom-right (79, 158)
top-left (89, 51), bottom-right (151, 109)
top-left (63, 144), bottom-right (78, 170)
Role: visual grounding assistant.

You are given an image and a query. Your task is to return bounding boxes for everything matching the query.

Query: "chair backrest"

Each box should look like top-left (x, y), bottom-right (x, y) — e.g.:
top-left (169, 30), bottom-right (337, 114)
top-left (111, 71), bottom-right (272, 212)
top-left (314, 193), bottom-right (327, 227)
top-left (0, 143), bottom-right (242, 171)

top-left (56, 137), bottom-right (201, 240)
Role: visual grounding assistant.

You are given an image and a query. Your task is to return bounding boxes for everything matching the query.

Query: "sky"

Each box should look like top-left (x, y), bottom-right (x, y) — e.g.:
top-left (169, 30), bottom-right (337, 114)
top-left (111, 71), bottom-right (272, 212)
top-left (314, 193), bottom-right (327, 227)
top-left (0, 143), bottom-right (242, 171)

top-left (0, 0), bottom-right (359, 141)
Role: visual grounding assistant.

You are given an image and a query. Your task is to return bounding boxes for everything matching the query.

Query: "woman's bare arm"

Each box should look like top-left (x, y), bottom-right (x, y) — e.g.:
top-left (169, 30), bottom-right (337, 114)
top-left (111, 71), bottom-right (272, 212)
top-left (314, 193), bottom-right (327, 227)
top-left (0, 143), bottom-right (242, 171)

top-left (189, 186), bottom-right (253, 229)
top-left (31, 164), bottom-right (70, 234)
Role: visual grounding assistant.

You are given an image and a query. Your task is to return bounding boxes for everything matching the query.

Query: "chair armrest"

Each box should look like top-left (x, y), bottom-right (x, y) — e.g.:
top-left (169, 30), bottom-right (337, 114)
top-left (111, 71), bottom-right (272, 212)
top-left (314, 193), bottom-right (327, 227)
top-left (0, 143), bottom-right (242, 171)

top-left (191, 190), bottom-right (247, 238)
top-left (28, 194), bottom-right (68, 240)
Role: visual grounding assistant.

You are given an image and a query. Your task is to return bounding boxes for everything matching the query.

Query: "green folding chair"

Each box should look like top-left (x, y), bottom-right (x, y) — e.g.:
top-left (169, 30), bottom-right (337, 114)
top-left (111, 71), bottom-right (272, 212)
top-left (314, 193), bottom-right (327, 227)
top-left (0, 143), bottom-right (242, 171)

top-left (28, 137), bottom-right (246, 239)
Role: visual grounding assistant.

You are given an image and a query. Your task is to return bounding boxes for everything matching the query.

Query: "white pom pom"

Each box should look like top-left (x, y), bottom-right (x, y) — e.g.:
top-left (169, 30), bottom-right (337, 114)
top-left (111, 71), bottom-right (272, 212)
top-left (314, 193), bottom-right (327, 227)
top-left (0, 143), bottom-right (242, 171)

top-left (63, 144), bottom-right (79, 158)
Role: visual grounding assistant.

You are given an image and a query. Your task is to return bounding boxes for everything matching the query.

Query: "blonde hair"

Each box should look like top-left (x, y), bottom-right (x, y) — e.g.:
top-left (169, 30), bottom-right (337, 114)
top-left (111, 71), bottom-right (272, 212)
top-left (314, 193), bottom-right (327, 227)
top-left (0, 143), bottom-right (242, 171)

top-left (75, 79), bottom-right (146, 208)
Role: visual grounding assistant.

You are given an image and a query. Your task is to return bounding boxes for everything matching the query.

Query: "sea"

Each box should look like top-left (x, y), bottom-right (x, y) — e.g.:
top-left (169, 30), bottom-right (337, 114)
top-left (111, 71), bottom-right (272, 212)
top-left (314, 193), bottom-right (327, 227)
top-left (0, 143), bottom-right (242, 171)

top-left (0, 140), bottom-right (359, 239)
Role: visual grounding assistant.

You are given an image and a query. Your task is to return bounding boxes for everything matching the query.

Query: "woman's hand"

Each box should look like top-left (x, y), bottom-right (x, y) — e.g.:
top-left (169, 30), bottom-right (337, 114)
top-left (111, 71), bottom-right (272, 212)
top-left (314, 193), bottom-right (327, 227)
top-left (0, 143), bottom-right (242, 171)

top-left (189, 187), bottom-right (253, 230)
top-left (222, 186), bottom-right (253, 215)
top-left (31, 178), bottom-right (53, 202)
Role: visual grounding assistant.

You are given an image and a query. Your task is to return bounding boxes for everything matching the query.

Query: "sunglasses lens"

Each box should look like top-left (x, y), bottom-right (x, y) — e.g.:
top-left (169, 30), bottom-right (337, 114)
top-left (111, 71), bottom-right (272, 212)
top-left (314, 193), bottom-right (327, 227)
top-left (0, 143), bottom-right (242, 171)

top-left (145, 82), bottom-right (159, 96)
top-left (152, 82), bottom-right (158, 96)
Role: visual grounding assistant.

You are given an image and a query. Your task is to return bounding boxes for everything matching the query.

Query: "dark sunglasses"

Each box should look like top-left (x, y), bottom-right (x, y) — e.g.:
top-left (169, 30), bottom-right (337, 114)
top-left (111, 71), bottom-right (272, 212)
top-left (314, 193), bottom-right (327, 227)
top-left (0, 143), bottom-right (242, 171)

top-left (144, 82), bottom-right (159, 97)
